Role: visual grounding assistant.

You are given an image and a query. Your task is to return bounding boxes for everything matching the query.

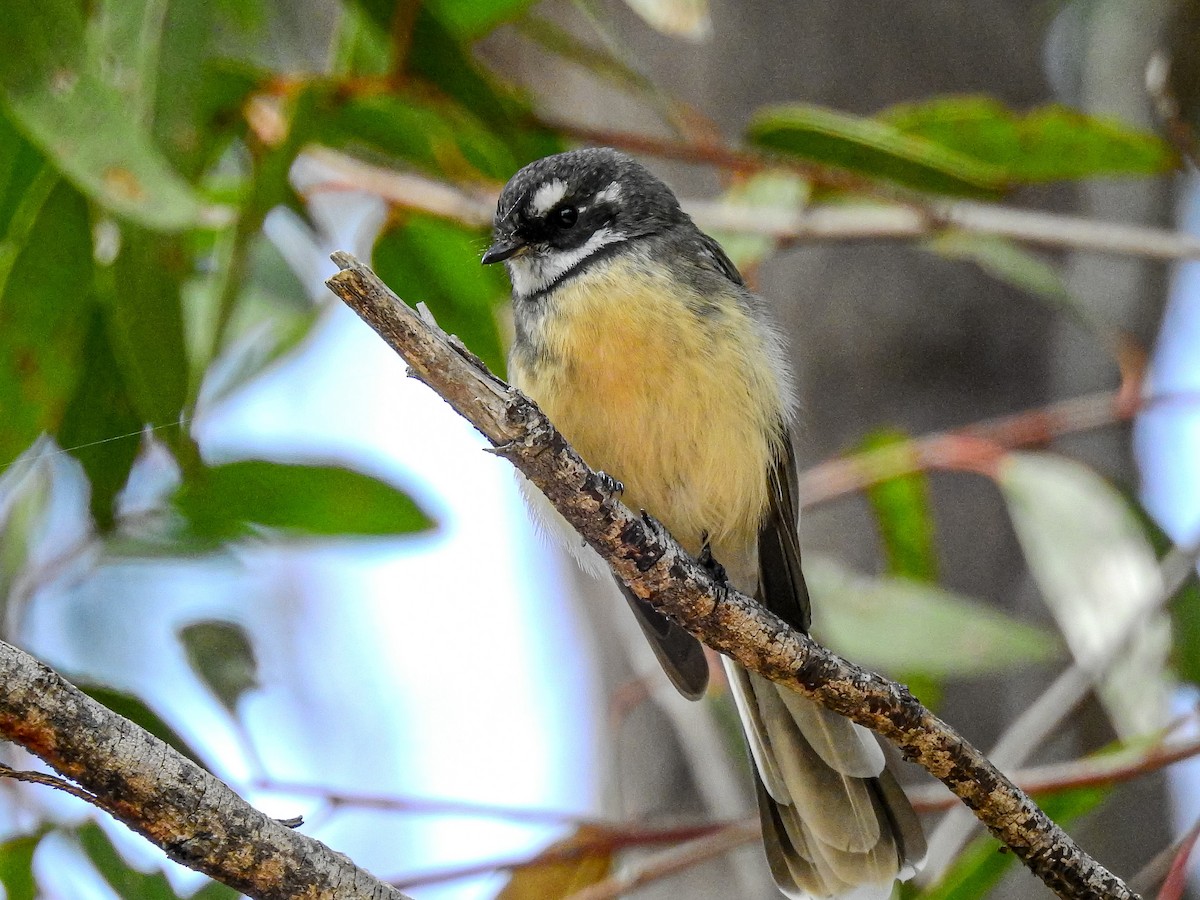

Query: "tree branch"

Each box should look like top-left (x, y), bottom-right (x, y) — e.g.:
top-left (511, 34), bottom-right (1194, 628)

top-left (326, 252), bottom-right (1140, 900)
top-left (0, 640), bottom-right (412, 900)
top-left (305, 147), bottom-right (1200, 262)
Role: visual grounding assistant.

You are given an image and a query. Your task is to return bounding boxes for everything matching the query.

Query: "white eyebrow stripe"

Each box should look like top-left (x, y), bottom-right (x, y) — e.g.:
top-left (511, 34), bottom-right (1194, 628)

top-left (594, 181), bottom-right (621, 205)
top-left (530, 179), bottom-right (568, 217)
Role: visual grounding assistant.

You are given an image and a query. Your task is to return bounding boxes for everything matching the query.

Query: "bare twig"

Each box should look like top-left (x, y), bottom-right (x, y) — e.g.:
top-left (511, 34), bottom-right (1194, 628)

top-left (565, 821), bottom-right (761, 900)
top-left (305, 149), bottom-right (1200, 261)
top-left (922, 539), bottom-right (1200, 880)
top-left (0, 641), bottom-right (411, 900)
top-left (326, 252), bottom-right (1140, 900)
top-left (392, 821), bottom-right (737, 890)
top-left (254, 778), bottom-right (610, 827)
top-left (796, 387), bottom-right (1137, 506)
top-left (0, 762), bottom-right (116, 814)
top-left (909, 734), bottom-right (1200, 813)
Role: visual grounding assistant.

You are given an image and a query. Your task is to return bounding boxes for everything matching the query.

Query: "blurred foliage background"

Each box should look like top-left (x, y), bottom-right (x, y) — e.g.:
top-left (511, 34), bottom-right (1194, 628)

top-left (1, 0), bottom-right (1199, 897)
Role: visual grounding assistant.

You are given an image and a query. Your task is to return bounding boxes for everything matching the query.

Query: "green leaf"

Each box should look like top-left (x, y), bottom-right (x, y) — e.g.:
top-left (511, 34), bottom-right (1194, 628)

top-left (325, 91), bottom-right (520, 182)
top-left (858, 428), bottom-right (938, 582)
top-left (0, 0), bottom-right (209, 230)
top-left (373, 213), bottom-right (509, 375)
top-left (746, 103), bottom-right (1010, 198)
top-left (0, 440), bottom-right (54, 616)
top-left (352, 0), bottom-right (538, 41)
top-left (915, 784), bottom-right (1109, 900)
top-left (172, 460), bottom-right (434, 540)
top-left (188, 881), bottom-right (241, 900)
top-left (145, 3), bottom-right (240, 177)
top-left (76, 821), bottom-right (180, 900)
top-left (807, 556), bottom-right (1061, 677)
top-left (998, 453), bottom-right (1172, 739)
top-left (59, 310), bottom-right (143, 530)
top-left (101, 229), bottom-right (191, 442)
top-left (880, 96), bottom-right (1178, 182)
top-left (179, 620), bottom-right (259, 714)
top-left (0, 177), bottom-right (94, 468)
top-left (77, 681), bottom-right (209, 769)
top-left (199, 234), bottom-right (320, 407)
top-left (0, 829), bottom-right (46, 900)
top-left (928, 232), bottom-right (1069, 303)
top-left (515, 17), bottom-right (657, 97)
top-left (0, 111), bottom-right (46, 236)
top-left (1153, 0), bottom-right (1200, 167)
top-left (425, 0), bottom-right (539, 38)
top-left (1117, 492), bottom-right (1200, 688)
top-left (406, 8), bottom-right (564, 166)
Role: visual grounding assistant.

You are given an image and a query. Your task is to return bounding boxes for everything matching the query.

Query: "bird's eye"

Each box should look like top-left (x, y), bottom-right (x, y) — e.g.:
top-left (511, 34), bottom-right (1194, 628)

top-left (552, 205), bottom-right (579, 228)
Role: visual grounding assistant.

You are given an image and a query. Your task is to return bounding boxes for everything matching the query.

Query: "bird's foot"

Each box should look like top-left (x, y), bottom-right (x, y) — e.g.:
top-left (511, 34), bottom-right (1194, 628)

top-left (698, 535), bottom-right (727, 584)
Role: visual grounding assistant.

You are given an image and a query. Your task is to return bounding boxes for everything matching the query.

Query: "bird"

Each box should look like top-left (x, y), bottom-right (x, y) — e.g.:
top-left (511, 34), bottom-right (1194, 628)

top-left (482, 147), bottom-right (925, 898)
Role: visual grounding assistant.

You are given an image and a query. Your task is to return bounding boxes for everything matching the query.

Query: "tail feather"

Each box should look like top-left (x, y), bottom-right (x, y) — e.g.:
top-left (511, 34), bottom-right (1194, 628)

top-left (750, 670), bottom-right (881, 853)
top-left (777, 690), bottom-right (885, 778)
top-left (725, 658), bottom-right (924, 898)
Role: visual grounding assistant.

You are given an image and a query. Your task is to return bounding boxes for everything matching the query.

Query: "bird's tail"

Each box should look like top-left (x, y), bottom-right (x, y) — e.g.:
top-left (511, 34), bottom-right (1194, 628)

top-left (723, 659), bottom-right (926, 899)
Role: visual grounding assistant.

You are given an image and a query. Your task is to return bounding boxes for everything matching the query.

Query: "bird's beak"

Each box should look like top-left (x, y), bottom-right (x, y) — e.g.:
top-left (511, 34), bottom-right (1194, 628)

top-left (481, 236), bottom-right (526, 265)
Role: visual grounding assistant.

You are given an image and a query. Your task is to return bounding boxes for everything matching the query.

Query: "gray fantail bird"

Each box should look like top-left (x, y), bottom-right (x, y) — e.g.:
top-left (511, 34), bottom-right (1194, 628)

top-left (482, 147), bottom-right (926, 898)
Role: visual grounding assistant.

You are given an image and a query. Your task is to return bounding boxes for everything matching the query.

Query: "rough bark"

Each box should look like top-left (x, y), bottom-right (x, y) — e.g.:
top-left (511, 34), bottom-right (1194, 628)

top-left (0, 640), bottom-right (411, 900)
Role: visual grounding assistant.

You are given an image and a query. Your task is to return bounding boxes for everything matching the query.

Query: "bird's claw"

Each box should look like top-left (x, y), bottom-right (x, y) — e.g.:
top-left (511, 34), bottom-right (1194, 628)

top-left (698, 537), bottom-right (727, 584)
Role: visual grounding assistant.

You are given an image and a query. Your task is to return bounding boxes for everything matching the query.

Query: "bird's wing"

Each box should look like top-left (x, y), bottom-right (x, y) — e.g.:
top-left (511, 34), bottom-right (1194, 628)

top-left (616, 580), bottom-right (710, 700)
top-left (758, 427), bottom-right (811, 632)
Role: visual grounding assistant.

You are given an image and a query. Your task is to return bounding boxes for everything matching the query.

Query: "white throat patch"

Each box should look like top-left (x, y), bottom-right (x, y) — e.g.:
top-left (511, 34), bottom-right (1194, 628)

top-left (506, 227), bottom-right (625, 298)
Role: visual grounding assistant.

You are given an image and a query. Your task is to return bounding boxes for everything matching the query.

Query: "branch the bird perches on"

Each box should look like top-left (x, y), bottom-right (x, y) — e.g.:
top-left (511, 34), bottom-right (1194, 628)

top-left (325, 251), bottom-right (1139, 900)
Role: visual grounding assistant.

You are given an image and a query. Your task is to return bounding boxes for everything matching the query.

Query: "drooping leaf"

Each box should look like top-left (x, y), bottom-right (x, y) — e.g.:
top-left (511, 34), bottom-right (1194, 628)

top-left (1170, 568), bottom-right (1200, 687)
top-left (0, 177), bottom-right (94, 468)
top-left (1149, 0), bottom-right (1200, 166)
top-left (59, 310), bottom-right (143, 530)
top-left (927, 232), bottom-right (1070, 304)
top-left (1122, 492), bottom-right (1200, 688)
top-left (495, 826), bottom-right (614, 900)
top-left (101, 229), bottom-right (191, 445)
top-left (323, 91), bottom-right (519, 181)
top-left (188, 881), bottom-right (241, 900)
top-left (179, 620), bottom-right (259, 714)
top-left (198, 233), bottom-right (320, 408)
top-left (998, 452), bottom-right (1172, 739)
top-left (880, 95), bottom-right (1178, 182)
top-left (622, 0), bottom-right (712, 41)
top-left (747, 104), bottom-right (1010, 198)
top-left (406, 8), bottom-right (564, 166)
top-left (351, 0), bottom-right (539, 42)
top-left (858, 428), bottom-right (938, 583)
top-left (145, 3), bottom-right (243, 177)
top-left (0, 0), bottom-right (209, 230)
top-left (807, 556), bottom-right (1060, 677)
top-left (0, 439), bottom-right (54, 625)
top-left (77, 681), bottom-right (209, 769)
top-left (424, 0), bottom-right (540, 39)
top-left (172, 460), bottom-right (434, 541)
top-left (914, 784), bottom-right (1109, 900)
top-left (515, 17), bottom-right (658, 98)
top-left (0, 829), bottom-right (46, 900)
top-left (373, 213), bottom-right (509, 375)
top-left (0, 112), bottom-right (45, 237)
top-left (76, 821), bottom-right (180, 900)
